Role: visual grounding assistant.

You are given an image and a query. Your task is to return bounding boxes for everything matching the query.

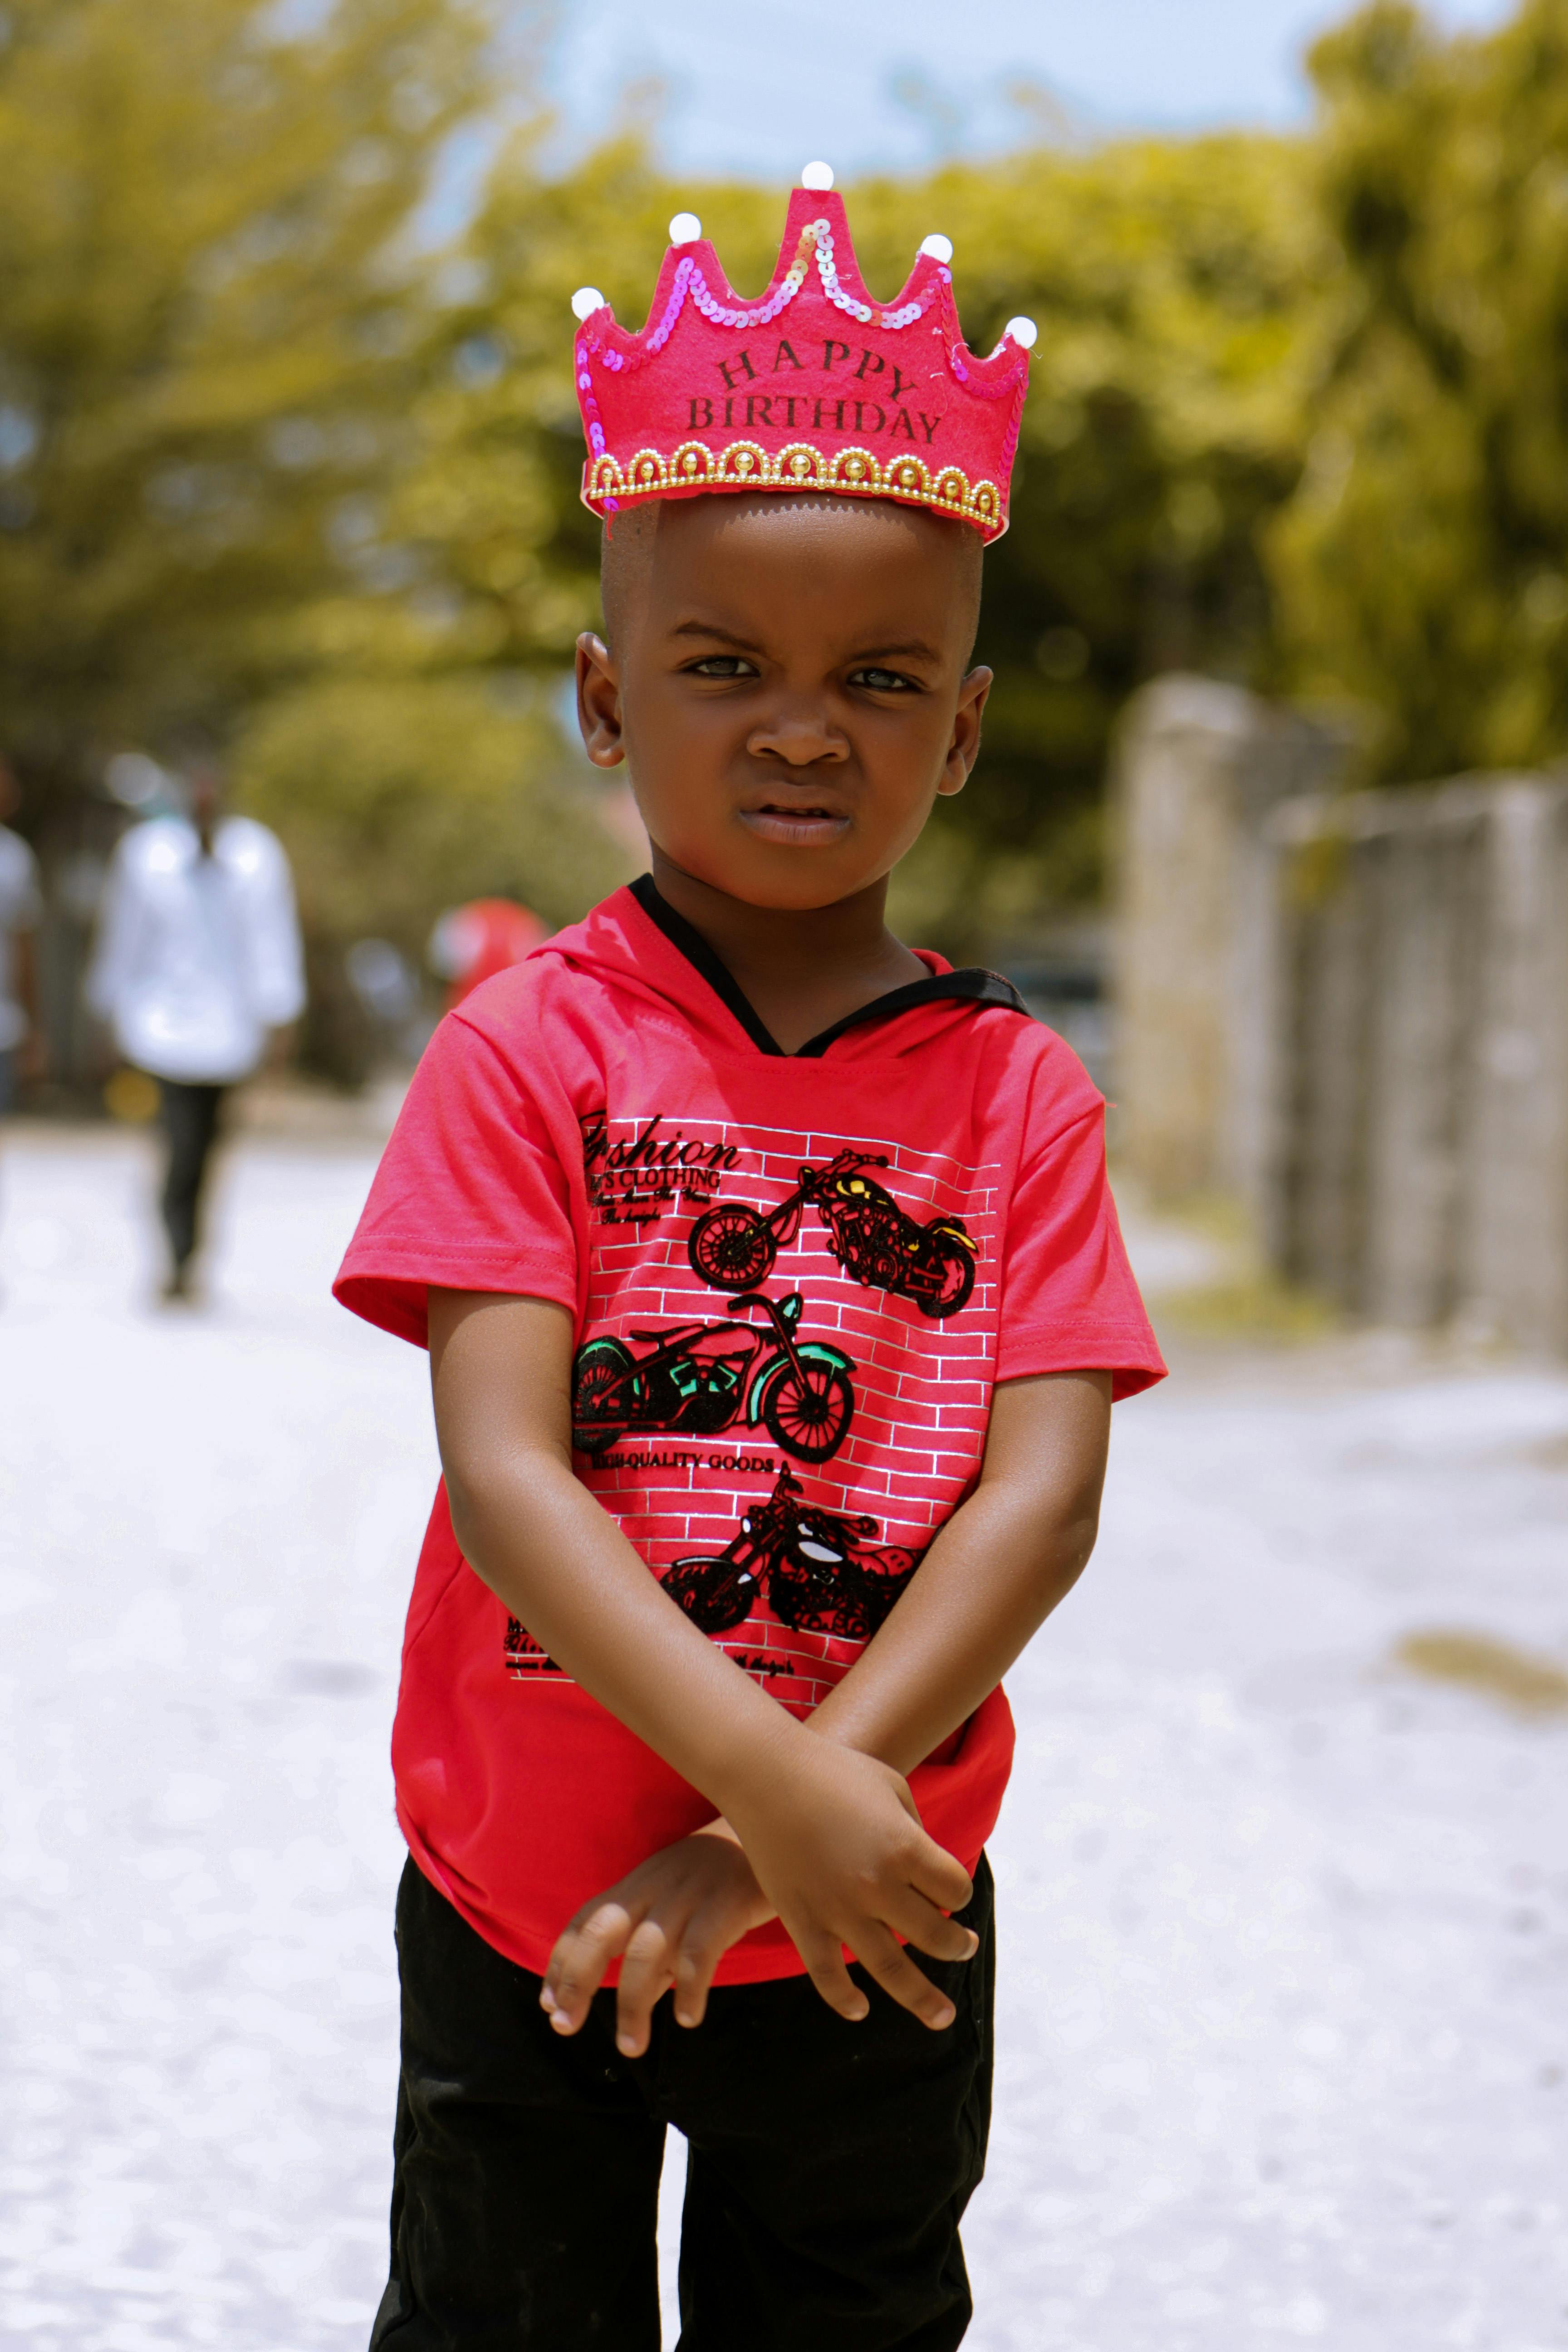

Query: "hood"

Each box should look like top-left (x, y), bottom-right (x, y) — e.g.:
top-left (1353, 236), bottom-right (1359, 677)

top-left (531, 878), bottom-right (1029, 1063)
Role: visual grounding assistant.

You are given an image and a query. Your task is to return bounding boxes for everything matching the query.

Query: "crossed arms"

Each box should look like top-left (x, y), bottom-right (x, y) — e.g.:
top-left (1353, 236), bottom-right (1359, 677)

top-left (428, 1290), bottom-right (1112, 2052)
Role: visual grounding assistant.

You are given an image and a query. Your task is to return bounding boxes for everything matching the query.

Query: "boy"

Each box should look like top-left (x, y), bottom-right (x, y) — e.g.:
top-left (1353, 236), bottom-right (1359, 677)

top-left (336, 172), bottom-right (1165, 2350)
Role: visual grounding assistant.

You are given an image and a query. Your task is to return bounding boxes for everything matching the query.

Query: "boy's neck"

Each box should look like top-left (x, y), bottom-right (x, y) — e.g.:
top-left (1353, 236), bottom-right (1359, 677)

top-left (648, 850), bottom-right (928, 1055)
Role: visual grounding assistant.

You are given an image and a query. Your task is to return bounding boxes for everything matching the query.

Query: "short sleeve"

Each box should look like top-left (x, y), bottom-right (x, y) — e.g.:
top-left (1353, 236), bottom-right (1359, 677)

top-left (333, 1011), bottom-right (578, 1348)
top-left (995, 1101), bottom-right (1166, 1401)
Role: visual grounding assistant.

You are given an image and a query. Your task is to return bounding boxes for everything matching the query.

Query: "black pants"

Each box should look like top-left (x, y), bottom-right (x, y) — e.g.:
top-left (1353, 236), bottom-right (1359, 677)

top-left (158, 1080), bottom-right (225, 1271)
top-left (370, 1855), bottom-right (995, 2352)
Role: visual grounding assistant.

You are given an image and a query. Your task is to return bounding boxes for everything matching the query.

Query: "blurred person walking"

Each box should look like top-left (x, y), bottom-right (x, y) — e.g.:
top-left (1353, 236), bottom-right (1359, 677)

top-left (426, 896), bottom-right (546, 1011)
top-left (0, 757), bottom-right (44, 1117)
top-left (88, 762), bottom-right (304, 1302)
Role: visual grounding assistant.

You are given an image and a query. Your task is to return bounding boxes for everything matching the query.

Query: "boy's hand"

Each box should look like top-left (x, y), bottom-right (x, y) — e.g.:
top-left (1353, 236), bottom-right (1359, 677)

top-left (542, 1741), bottom-right (979, 2050)
top-left (542, 1822), bottom-right (774, 2056)
top-left (726, 1733), bottom-right (978, 2032)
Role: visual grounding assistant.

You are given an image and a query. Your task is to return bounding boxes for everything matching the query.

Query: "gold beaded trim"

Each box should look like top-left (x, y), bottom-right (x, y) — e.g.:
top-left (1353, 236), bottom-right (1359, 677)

top-left (583, 439), bottom-right (1004, 535)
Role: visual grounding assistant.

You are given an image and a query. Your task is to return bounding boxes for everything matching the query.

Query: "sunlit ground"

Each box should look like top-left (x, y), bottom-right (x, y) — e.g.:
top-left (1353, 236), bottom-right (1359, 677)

top-left (0, 1117), bottom-right (1564, 2351)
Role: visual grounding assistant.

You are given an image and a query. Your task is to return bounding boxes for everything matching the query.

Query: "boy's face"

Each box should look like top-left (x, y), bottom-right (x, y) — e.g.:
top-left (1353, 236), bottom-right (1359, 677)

top-left (576, 494), bottom-right (991, 912)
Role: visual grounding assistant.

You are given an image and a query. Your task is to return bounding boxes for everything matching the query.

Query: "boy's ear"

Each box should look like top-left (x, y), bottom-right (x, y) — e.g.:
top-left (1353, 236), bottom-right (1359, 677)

top-left (937, 665), bottom-right (993, 799)
top-left (576, 633), bottom-right (625, 769)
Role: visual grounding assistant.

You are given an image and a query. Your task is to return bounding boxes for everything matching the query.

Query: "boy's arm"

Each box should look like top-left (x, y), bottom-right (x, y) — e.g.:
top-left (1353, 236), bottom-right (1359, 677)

top-left (426, 1289), bottom-right (976, 2029)
top-left (541, 1367), bottom-right (1112, 2054)
top-left (808, 1368), bottom-right (1113, 1772)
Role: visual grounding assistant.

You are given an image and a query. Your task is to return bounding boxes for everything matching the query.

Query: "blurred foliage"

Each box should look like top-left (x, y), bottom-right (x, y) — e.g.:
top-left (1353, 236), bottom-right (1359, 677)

top-left (0, 0), bottom-right (626, 1080)
top-left (233, 673), bottom-right (630, 949)
top-left (11, 0), bottom-right (1568, 992)
top-left (233, 671), bottom-right (633, 1079)
top-left (1272, 0), bottom-right (1568, 779)
top-left (0, 0), bottom-right (490, 794)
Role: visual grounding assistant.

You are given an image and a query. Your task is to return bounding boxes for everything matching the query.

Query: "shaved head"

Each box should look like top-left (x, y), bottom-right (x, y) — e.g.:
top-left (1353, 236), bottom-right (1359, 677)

top-left (600, 493), bottom-right (983, 660)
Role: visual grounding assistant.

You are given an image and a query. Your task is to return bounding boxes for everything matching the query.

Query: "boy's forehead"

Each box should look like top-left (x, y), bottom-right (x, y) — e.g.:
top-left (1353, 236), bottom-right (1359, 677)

top-left (664, 489), bottom-right (963, 554)
top-left (610, 492), bottom-right (979, 645)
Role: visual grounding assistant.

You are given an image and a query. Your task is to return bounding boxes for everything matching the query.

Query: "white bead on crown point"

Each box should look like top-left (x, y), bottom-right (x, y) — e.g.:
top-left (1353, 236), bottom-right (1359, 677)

top-left (570, 286), bottom-right (605, 321)
top-left (800, 160), bottom-right (834, 191)
top-left (1005, 315), bottom-right (1039, 348)
top-left (919, 234), bottom-right (953, 263)
top-left (668, 213), bottom-right (702, 244)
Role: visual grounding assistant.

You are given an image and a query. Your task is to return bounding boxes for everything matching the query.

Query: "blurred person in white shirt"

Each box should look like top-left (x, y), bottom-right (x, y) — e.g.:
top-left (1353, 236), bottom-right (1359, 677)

top-left (0, 758), bottom-right (44, 1117)
top-left (88, 761), bottom-right (305, 1301)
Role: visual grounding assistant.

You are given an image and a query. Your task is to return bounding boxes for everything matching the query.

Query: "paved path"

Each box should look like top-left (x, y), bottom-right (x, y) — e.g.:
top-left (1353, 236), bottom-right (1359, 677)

top-left (0, 1127), bottom-right (1564, 2351)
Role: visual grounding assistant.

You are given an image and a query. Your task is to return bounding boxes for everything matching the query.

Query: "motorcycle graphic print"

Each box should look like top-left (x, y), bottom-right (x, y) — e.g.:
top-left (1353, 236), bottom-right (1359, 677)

top-left (686, 1148), bottom-right (977, 1318)
top-left (662, 1469), bottom-right (925, 1643)
top-left (503, 1615), bottom-right (561, 1678)
top-left (533, 1111), bottom-right (1002, 1705)
top-left (571, 1290), bottom-right (855, 1465)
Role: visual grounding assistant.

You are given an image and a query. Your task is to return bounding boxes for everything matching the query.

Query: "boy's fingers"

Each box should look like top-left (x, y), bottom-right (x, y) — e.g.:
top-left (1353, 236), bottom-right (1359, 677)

top-left (908, 1843), bottom-right (974, 1916)
top-left (671, 1947), bottom-right (712, 2031)
top-left (543, 1900), bottom-right (634, 2031)
top-left (614, 1916), bottom-right (676, 2058)
top-left (553, 1898), bottom-right (636, 1985)
top-left (880, 1883), bottom-right (979, 1965)
top-left (671, 1902), bottom-right (738, 2029)
top-left (848, 1922), bottom-right (958, 2032)
top-left (795, 1928), bottom-right (870, 2024)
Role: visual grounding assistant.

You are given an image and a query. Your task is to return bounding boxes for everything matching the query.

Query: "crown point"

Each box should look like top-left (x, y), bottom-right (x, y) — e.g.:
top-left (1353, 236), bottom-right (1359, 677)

top-left (919, 234), bottom-right (953, 264)
top-left (571, 286), bottom-right (605, 322)
top-left (668, 212), bottom-right (701, 245)
top-left (1004, 315), bottom-right (1039, 350)
top-left (800, 160), bottom-right (834, 191)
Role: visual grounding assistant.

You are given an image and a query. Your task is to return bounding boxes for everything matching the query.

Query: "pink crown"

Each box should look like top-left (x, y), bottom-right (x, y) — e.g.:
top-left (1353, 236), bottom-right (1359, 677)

top-left (571, 167), bottom-right (1035, 544)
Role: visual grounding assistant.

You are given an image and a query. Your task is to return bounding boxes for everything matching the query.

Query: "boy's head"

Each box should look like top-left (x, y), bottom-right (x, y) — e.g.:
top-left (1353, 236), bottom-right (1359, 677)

top-left (567, 172), bottom-right (1033, 913)
top-left (578, 490), bottom-right (989, 912)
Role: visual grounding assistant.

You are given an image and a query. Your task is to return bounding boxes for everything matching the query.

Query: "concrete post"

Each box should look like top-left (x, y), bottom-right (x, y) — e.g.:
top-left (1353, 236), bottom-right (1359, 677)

top-left (1110, 674), bottom-right (1342, 1209)
top-left (1457, 780), bottom-right (1568, 1350)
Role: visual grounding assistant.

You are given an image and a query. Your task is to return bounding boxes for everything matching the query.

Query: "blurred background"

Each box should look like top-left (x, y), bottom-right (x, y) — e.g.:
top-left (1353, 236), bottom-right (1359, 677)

top-left (0, 0), bottom-right (1559, 1091)
top-left (1, 3), bottom-right (1566, 2348)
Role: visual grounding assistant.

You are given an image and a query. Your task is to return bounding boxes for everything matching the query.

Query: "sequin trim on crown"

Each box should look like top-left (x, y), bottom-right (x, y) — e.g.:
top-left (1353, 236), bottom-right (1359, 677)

top-left (585, 221), bottom-right (933, 383)
top-left (583, 439), bottom-right (1005, 534)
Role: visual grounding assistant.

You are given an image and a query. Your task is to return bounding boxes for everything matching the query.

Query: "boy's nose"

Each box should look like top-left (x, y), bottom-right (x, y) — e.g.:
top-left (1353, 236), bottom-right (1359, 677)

top-left (745, 710), bottom-right (849, 767)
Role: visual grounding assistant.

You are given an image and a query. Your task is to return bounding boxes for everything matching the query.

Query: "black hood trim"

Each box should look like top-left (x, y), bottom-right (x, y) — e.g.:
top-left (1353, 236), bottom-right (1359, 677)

top-left (794, 966), bottom-right (1029, 1056)
top-left (629, 875), bottom-right (1029, 1058)
top-left (630, 875), bottom-right (782, 1054)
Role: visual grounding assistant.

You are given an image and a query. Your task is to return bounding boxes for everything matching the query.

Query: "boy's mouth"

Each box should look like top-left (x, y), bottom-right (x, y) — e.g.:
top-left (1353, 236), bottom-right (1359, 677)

top-left (738, 795), bottom-right (851, 848)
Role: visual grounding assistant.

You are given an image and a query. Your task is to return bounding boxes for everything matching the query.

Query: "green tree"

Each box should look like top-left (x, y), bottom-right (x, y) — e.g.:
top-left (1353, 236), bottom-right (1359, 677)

top-left (0, 0), bottom-right (490, 806)
top-left (233, 671), bottom-right (633, 953)
top-left (1271, 0), bottom-right (1568, 779)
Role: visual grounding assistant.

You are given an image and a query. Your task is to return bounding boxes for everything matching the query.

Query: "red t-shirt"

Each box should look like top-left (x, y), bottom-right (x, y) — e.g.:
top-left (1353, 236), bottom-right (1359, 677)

top-left (335, 880), bottom-right (1166, 1983)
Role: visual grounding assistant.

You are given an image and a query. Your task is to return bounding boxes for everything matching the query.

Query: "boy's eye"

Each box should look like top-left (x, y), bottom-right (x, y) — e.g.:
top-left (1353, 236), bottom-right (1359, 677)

top-left (685, 655), bottom-right (759, 679)
top-left (849, 666), bottom-right (919, 693)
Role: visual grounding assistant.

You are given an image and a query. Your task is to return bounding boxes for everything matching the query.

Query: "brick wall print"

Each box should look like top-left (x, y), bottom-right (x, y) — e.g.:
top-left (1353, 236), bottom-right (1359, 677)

top-left (510, 1109), bottom-right (1003, 1712)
